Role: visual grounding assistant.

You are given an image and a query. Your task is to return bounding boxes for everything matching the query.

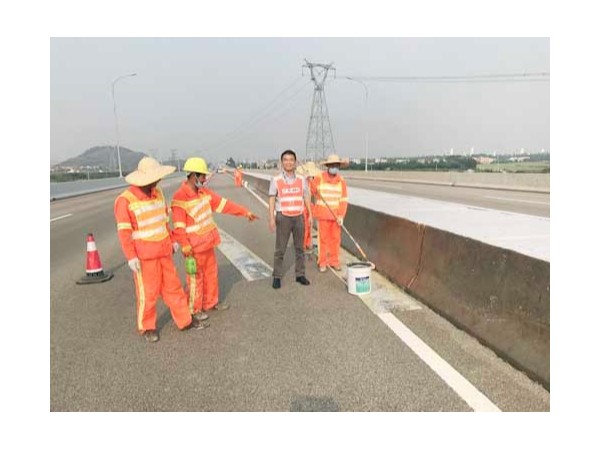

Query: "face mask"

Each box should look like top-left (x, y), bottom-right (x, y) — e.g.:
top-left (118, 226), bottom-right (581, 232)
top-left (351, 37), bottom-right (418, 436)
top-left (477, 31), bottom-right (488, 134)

top-left (194, 175), bottom-right (206, 188)
top-left (328, 167), bottom-right (339, 175)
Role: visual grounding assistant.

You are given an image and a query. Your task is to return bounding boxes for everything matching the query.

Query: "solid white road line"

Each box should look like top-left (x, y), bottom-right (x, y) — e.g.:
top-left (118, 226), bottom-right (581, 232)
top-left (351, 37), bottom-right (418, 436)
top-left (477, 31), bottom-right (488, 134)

top-left (244, 182), bottom-right (270, 208)
top-left (242, 178), bottom-right (499, 411)
top-left (485, 195), bottom-right (549, 205)
top-left (50, 214), bottom-right (73, 223)
top-left (378, 312), bottom-right (501, 412)
top-left (218, 228), bottom-right (273, 281)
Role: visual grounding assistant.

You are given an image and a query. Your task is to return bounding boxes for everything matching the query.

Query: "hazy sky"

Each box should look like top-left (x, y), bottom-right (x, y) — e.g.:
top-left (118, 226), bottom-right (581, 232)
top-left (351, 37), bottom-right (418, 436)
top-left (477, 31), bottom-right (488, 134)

top-left (50, 37), bottom-right (549, 165)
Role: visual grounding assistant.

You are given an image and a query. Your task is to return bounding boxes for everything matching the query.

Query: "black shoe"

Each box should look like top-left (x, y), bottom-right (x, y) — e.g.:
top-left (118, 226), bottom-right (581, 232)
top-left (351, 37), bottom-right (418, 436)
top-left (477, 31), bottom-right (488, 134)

top-left (193, 311), bottom-right (209, 321)
top-left (214, 302), bottom-right (230, 311)
top-left (272, 278), bottom-right (281, 289)
top-left (143, 330), bottom-right (159, 343)
top-left (182, 317), bottom-right (210, 331)
top-left (296, 276), bottom-right (310, 285)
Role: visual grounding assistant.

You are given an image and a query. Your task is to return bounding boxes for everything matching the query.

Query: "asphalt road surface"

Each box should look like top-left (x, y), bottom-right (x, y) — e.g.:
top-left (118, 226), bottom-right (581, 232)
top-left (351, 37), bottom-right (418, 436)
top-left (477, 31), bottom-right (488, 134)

top-left (50, 174), bottom-right (549, 411)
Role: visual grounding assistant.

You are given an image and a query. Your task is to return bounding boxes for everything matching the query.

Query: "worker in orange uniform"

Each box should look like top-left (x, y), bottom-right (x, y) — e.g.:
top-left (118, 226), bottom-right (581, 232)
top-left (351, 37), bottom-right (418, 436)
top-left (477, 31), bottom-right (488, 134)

top-left (114, 157), bottom-right (209, 343)
top-left (234, 165), bottom-right (243, 187)
top-left (311, 154), bottom-right (349, 272)
top-left (171, 157), bottom-right (259, 318)
top-left (296, 161), bottom-right (319, 254)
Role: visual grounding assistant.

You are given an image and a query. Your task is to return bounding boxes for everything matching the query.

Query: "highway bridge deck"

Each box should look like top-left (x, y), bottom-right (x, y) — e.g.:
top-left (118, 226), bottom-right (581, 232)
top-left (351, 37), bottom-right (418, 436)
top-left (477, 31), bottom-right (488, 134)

top-left (50, 173), bottom-right (549, 411)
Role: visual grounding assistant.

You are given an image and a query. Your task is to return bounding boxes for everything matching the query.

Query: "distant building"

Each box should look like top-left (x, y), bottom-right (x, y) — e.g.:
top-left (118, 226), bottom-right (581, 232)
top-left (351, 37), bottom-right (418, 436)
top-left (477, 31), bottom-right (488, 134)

top-left (474, 156), bottom-right (496, 164)
top-left (509, 156), bottom-right (531, 162)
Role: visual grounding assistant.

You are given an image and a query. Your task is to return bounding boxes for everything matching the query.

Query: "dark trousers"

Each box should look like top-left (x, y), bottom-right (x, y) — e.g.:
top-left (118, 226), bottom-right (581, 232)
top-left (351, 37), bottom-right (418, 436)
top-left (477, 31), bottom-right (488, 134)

top-left (273, 212), bottom-right (305, 278)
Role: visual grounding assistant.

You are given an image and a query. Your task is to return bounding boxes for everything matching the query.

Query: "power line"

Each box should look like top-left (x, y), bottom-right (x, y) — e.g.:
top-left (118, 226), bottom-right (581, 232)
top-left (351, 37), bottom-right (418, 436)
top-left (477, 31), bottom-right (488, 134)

top-left (204, 80), bottom-right (312, 156)
top-left (204, 76), bottom-right (306, 152)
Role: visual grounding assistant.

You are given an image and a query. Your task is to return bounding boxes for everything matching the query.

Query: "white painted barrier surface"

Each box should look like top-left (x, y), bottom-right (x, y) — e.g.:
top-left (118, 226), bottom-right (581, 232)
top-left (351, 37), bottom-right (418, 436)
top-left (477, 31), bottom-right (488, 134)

top-left (348, 187), bottom-right (549, 262)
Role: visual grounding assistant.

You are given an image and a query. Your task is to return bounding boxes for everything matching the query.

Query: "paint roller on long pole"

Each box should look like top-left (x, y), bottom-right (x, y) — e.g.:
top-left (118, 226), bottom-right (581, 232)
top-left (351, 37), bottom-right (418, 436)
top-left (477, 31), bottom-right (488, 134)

top-left (313, 185), bottom-right (375, 270)
top-left (297, 156), bottom-right (374, 268)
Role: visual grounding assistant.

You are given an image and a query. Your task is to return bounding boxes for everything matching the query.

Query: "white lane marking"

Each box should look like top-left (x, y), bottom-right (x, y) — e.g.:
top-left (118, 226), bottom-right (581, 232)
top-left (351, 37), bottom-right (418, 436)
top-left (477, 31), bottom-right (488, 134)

top-left (378, 312), bottom-right (501, 412)
top-left (243, 177), bottom-right (497, 411)
top-left (244, 182), bottom-right (270, 208)
top-left (349, 180), bottom-right (404, 190)
top-left (50, 214), bottom-right (73, 223)
top-left (217, 228), bottom-right (273, 281)
top-left (485, 196), bottom-right (549, 205)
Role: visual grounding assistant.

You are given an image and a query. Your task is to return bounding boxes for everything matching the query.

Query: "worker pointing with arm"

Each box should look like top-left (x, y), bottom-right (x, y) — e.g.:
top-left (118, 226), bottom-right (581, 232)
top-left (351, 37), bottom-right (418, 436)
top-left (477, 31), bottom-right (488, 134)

top-left (114, 157), bottom-right (208, 343)
top-left (171, 157), bottom-right (258, 320)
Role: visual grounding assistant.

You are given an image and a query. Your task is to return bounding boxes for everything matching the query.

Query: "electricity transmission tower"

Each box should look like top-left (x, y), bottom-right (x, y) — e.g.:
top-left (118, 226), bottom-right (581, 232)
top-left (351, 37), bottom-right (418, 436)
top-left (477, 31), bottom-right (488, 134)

top-left (303, 60), bottom-right (336, 162)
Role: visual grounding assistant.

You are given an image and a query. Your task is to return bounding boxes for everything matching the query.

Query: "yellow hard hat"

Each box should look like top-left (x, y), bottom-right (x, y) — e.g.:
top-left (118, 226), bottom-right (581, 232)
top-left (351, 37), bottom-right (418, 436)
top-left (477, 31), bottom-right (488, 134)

top-left (183, 157), bottom-right (210, 174)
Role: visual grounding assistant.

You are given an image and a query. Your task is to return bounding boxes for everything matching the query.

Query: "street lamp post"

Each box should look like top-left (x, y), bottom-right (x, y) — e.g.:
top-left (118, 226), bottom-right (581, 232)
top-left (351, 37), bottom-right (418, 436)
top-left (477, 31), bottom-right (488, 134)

top-left (345, 77), bottom-right (369, 172)
top-left (111, 72), bottom-right (137, 178)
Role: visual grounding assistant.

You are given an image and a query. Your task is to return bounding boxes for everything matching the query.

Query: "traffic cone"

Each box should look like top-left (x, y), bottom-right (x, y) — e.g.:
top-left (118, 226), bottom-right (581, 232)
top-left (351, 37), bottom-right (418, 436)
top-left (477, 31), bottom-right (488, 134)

top-left (76, 233), bottom-right (113, 284)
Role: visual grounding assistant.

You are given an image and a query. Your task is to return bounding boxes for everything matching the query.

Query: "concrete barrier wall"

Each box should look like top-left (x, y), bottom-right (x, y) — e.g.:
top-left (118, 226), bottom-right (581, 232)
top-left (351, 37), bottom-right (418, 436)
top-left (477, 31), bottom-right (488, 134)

top-left (245, 172), bottom-right (550, 387)
top-left (342, 205), bottom-right (424, 288)
top-left (247, 169), bottom-right (550, 193)
top-left (408, 226), bottom-right (550, 387)
top-left (244, 174), bottom-right (271, 196)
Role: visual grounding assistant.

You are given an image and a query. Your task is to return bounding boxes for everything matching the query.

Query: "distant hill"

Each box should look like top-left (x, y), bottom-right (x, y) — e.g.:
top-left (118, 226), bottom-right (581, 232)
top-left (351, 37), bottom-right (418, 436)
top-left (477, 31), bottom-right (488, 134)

top-left (54, 146), bottom-right (148, 173)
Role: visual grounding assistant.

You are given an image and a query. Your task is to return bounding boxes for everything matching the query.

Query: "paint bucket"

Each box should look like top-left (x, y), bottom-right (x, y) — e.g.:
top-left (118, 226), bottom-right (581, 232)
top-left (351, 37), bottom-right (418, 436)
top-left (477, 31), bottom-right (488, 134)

top-left (347, 262), bottom-right (372, 295)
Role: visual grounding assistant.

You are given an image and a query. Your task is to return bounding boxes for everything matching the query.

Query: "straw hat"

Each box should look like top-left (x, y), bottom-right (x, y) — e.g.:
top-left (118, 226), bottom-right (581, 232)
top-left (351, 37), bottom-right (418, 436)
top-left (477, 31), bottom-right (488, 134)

top-left (296, 161), bottom-right (320, 177)
top-left (125, 157), bottom-right (176, 186)
top-left (321, 154), bottom-right (349, 168)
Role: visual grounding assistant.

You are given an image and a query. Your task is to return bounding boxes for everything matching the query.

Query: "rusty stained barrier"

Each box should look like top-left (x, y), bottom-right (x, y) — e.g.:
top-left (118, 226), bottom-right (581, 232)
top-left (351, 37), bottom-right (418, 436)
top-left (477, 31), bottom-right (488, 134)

top-left (341, 203), bottom-right (550, 389)
top-left (408, 226), bottom-right (550, 388)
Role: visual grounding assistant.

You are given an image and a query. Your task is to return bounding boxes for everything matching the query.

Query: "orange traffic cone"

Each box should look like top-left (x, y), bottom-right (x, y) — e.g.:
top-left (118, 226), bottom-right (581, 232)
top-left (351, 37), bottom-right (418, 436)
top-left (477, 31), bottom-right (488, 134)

top-left (76, 233), bottom-right (114, 284)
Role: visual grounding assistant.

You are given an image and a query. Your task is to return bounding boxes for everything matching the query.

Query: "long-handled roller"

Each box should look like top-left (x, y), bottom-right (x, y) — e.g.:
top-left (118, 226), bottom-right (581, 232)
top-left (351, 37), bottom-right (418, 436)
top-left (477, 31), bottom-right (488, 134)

top-left (314, 187), bottom-right (375, 270)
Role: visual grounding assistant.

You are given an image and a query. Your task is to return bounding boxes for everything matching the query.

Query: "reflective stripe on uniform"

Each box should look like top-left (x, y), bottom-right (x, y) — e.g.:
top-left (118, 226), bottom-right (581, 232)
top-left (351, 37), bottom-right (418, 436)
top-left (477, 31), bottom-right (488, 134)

top-left (137, 213), bottom-right (168, 227)
top-left (188, 275), bottom-right (196, 314)
top-left (215, 198), bottom-right (227, 213)
top-left (175, 193), bottom-right (216, 236)
top-left (120, 188), bottom-right (169, 242)
top-left (276, 176), bottom-right (304, 217)
top-left (132, 224), bottom-right (169, 240)
top-left (117, 222), bottom-right (133, 230)
top-left (136, 270), bottom-right (146, 331)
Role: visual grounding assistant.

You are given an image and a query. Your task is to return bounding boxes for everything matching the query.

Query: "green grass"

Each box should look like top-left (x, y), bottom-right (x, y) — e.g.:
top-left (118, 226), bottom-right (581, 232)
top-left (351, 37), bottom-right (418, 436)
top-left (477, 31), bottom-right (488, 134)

top-left (476, 161), bottom-right (550, 173)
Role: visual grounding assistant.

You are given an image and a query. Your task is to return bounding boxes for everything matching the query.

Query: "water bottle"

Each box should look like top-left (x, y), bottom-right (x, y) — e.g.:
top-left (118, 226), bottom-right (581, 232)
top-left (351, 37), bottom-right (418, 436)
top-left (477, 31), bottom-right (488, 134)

top-left (185, 256), bottom-right (197, 275)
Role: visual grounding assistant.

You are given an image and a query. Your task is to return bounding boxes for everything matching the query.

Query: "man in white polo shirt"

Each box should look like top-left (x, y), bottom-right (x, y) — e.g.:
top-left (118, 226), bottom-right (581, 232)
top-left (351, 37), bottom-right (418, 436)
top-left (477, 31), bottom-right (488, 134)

top-left (268, 149), bottom-right (312, 289)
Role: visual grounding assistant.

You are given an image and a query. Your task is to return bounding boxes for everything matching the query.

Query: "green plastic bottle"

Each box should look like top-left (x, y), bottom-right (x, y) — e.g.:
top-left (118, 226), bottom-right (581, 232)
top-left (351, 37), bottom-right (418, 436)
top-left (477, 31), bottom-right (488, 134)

top-left (185, 256), bottom-right (197, 275)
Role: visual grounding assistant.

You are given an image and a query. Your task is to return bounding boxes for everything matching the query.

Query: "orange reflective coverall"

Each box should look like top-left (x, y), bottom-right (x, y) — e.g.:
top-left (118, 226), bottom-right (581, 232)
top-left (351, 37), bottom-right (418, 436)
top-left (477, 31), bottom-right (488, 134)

top-left (114, 186), bottom-right (192, 333)
top-left (171, 182), bottom-right (251, 313)
top-left (311, 172), bottom-right (348, 268)
top-left (234, 169), bottom-right (243, 187)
